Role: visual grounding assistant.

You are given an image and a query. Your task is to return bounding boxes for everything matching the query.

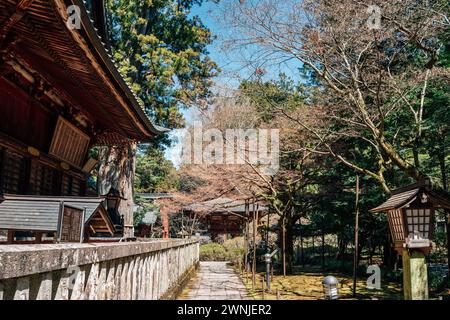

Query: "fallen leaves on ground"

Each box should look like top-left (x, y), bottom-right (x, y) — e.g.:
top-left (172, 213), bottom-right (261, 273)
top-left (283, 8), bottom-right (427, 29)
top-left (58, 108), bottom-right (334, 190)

top-left (240, 267), bottom-right (403, 300)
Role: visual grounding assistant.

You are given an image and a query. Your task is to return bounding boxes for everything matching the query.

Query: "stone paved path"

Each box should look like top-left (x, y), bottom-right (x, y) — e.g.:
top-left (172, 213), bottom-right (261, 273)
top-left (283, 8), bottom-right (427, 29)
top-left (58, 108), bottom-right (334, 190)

top-left (180, 261), bottom-right (250, 300)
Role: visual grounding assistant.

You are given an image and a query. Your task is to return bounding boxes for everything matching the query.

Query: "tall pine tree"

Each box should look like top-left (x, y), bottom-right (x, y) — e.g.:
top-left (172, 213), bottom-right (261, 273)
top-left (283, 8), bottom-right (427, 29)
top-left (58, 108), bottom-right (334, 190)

top-left (97, 0), bottom-right (218, 236)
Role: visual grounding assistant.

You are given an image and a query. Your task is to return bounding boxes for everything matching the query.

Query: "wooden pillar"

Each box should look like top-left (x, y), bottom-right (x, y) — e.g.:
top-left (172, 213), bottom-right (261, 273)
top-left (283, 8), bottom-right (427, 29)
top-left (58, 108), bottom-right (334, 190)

top-left (244, 200), bottom-right (249, 274)
top-left (282, 217), bottom-right (286, 277)
top-left (7, 230), bottom-right (14, 244)
top-left (402, 249), bottom-right (428, 300)
top-left (35, 232), bottom-right (43, 244)
top-left (224, 216), bottom-right (228, 239)
top-left (159, 204), bottom-right (169, 239)
top-left (352, 175), bottom-right (360, 297)
top-left (252, 201), bottom-right (257, 289)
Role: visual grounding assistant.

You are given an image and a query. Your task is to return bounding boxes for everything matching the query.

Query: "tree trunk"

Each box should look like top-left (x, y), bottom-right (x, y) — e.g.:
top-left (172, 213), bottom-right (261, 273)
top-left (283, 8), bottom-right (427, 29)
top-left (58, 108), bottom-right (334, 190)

top-left (97, 142), bottom-right (137, 238)
top-left (443, 215), bottom-right (450, 281)
top-left (357, 241), bottom-right (364, 264)
top-left (321, 229), bottom-right (325, 270)
top-left (437, 129), bottom-right (447, 191)
top-left (369, 244), bottom-right (376, 265)
top-left (383, 233), bottom-right (397, 269)
top-left (279, 217), bottom-right (294, 274)
top-left (340, 239), bottom-right (347, 271)
top-left (300, 235), bottom-right (305, 267)
top-left (413, 141), bottom-right (420, 169)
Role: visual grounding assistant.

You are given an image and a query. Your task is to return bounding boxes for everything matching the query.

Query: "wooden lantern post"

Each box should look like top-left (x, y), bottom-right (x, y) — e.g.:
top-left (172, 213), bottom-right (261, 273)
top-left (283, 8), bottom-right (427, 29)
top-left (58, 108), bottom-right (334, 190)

top-left (370, 180), bottom-right (450, 300)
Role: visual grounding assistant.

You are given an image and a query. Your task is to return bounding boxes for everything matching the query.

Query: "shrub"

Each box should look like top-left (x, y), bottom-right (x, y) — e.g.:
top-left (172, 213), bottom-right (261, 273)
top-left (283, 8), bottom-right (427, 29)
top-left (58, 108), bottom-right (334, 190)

top-left (428, 268), bottom-right (449, 292)
top-left (200, 243), bottom-right (228, 261)
top-left (200, 238), bottom-right (246, 263)
top-left (223, 237), bottom-right (245, 265)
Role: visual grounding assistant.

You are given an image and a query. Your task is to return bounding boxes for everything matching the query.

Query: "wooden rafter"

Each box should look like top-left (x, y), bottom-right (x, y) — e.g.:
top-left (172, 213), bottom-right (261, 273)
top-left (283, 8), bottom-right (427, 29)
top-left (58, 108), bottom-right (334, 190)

top-left (0, 0), bottom-right (34, 44)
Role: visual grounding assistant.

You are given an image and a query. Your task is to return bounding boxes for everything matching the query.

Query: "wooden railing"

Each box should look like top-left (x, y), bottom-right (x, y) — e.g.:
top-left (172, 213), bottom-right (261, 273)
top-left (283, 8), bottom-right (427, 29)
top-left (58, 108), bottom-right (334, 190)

top-left (0, 239), bottom-right (199, 300)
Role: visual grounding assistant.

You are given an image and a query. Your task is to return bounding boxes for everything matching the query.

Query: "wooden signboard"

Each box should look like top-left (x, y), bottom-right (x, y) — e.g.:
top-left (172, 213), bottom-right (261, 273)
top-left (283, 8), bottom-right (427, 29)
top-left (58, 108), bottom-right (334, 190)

top-left (59, 205), bottom-right (84, 243)
top-left (49, 117), bottom-right (90, 168)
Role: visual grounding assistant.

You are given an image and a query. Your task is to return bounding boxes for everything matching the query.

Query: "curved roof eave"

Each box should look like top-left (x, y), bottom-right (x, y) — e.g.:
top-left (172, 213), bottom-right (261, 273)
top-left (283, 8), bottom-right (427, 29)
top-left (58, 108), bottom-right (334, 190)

top-left (70, 0), bottom-right (168, 137)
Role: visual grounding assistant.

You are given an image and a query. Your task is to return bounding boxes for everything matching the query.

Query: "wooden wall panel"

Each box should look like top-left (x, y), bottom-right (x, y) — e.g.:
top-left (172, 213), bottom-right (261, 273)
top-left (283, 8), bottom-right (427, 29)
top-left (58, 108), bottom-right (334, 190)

top-left (1, 150), bottom-right (25, 194)
top-left (0, 78), bottom-right (55, 152)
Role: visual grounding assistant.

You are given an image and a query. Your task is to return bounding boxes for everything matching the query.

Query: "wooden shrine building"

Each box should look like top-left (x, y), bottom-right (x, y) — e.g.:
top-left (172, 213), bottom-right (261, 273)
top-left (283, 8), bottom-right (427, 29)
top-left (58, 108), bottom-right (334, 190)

top-left (0, 0), bottom-right (165, 243)
top-left (185, 198), bottom-right (268, 240)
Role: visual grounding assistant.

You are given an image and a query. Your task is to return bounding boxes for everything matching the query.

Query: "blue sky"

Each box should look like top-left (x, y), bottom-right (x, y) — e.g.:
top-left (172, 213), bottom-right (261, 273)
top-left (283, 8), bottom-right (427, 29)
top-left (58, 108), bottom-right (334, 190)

top-left (164, 1), bottom-right (229, 166)
top-left (164, 0), bottom-right (302, 166)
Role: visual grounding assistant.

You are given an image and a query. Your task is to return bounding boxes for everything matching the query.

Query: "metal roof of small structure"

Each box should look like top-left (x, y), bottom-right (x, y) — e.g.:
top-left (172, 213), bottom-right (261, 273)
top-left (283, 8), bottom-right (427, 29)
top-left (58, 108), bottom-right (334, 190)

top-left (0, 194), bottom-right (107, 232)
top-left (370, 181), bottom-right (450, 213)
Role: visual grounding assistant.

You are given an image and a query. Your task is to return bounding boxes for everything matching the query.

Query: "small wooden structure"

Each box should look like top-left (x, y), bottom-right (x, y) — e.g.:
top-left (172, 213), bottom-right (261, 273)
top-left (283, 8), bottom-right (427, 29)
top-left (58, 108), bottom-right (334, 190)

top-left (185, 197), bottom-right (268, 239)
top-left (0, 194), bottom-right (114, 244)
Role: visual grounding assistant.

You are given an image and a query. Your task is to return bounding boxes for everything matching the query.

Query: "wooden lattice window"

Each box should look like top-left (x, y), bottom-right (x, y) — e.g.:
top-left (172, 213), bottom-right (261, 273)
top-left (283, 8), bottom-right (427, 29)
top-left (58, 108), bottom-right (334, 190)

top-left (388, 209), bottom-right (405, 242)
top-left (49, 117), bottom-right (90, 167)
top-left (61, 174), bottom-right (83, 196)
top-left (61, 174), bottom-right (72, 196)
top-left (1, 150), bottom-right (25, 194)
top-left (29, 160), bottom-right (43, 195)
top-left (405, 208), bottom-right (433, 239)
top-left (39, 165), bottom-right (58, 195)
top-left (71, 178), bottom-right (82, 196)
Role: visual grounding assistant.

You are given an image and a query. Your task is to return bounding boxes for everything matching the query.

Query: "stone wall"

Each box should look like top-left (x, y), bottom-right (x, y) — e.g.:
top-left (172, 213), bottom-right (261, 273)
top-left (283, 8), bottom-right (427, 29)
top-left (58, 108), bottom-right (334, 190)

top-left (0, 239), bottom-right (199, 300)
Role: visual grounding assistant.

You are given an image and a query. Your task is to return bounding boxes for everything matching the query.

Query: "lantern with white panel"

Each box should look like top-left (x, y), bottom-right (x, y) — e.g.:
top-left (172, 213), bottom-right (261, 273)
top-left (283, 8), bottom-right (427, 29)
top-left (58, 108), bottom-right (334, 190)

top-left (371, 180), bottom-right (450, 300)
